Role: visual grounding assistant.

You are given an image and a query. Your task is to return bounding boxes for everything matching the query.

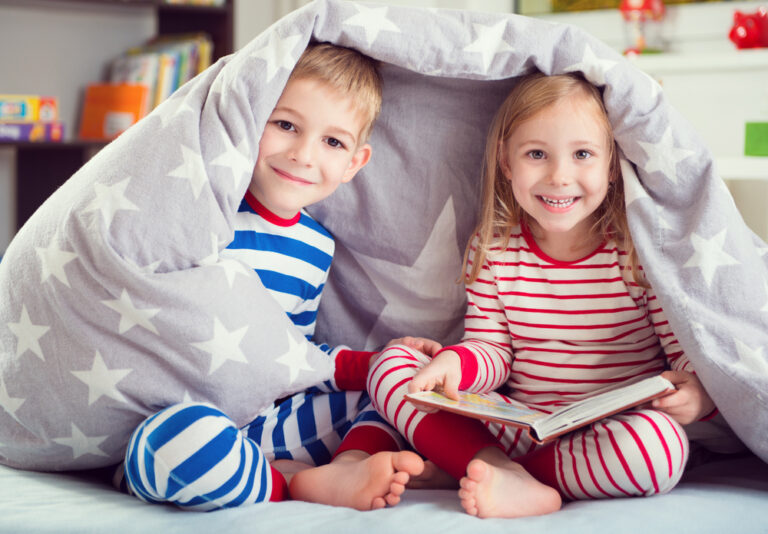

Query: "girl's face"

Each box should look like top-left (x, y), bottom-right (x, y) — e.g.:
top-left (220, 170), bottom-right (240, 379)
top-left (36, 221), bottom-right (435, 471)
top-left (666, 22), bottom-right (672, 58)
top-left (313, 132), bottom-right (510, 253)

top-left (500, 91), bottom-right (612, 250)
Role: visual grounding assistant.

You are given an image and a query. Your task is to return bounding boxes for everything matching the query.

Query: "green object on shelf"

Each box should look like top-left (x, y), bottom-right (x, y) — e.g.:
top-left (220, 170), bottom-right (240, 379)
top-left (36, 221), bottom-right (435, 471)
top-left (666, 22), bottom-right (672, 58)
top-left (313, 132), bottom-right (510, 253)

top-left (745, 122), bottom-right (768, 157)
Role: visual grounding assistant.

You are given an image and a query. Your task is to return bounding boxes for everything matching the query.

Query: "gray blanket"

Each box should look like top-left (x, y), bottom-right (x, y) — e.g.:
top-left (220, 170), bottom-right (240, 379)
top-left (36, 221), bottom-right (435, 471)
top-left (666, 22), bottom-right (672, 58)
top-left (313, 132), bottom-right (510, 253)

top-left (1, 0), bottom-right (766, 471)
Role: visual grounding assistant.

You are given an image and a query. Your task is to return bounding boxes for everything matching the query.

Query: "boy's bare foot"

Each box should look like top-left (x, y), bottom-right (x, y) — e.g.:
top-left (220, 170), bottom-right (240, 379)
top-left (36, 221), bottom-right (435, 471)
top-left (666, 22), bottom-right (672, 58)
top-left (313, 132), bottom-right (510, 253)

top-left (289, 450), bottom-right (425, 511)
top-left (458, 457), bottom-right (562, 518)
top-left (408, 460), bottom-right (458, 489)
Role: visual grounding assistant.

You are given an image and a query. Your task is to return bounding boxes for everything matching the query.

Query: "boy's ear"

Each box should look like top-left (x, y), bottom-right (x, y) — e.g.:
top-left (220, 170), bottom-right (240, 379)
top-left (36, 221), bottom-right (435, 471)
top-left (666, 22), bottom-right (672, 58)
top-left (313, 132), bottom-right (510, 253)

top-left (342, 143), bottom-right (372, 183)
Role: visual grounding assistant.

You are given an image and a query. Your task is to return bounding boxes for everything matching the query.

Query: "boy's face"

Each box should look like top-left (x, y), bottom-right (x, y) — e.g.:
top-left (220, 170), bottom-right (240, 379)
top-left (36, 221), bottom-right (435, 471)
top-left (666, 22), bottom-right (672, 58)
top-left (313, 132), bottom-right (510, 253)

top-left (250, 77), bottom-right (372, 219)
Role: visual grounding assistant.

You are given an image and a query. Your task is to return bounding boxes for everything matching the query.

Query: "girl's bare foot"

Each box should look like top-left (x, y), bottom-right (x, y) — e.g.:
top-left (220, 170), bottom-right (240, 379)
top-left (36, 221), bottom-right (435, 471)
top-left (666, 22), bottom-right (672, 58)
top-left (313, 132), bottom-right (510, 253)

top-left (408, 460), bottom-right (458, 489)
top-left (459, 457), bottom-right (562, 518)
top-left (289, 450), bottom-right (424, 510)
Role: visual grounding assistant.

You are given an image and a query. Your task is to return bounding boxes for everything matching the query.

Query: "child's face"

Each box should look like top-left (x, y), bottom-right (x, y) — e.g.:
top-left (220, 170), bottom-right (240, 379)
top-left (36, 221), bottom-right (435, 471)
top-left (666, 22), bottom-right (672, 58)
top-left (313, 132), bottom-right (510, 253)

top-left (250, 77), bottom-right (372, 219)
top-left (500, 92), bottom-right (612, 244)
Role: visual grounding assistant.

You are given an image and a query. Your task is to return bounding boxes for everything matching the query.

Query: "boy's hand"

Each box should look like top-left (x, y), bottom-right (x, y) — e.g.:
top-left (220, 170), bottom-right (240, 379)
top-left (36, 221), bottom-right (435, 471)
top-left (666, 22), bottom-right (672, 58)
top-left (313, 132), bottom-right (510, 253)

top-left (384, 336), bottom-right (443, 357)
top-left (651, 370), bottom-right (716, 425)
top-left (408, 350), bottom-right (462, 405)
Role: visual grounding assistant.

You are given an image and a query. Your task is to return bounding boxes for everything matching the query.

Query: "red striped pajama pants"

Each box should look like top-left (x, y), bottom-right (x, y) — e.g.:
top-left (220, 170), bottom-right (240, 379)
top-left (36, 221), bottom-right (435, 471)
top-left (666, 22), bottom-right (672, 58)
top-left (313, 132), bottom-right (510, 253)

top-left (368, 345), bottom-right (689, 499)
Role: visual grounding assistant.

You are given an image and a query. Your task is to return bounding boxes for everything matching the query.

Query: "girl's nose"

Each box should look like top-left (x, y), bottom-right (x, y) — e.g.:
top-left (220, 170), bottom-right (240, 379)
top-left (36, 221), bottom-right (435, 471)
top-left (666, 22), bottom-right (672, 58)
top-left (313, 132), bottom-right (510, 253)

top-left (548, 160), bottom-right (571, 186)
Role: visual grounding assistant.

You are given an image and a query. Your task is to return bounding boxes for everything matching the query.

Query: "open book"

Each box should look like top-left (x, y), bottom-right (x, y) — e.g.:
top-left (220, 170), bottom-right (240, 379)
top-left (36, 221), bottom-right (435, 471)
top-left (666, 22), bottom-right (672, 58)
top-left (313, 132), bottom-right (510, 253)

top-left (405, 375), bottom-right (675, 444)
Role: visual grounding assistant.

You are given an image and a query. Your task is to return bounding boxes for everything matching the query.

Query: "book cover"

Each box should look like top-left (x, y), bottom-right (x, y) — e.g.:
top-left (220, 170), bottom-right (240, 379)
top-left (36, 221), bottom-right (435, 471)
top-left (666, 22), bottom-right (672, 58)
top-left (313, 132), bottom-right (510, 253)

top-left (110, 53), bottom-right (160, 117)
top-left (405, 375), bottom-right (675, 444)
top-left (79, 83), bottom-right (148, 140)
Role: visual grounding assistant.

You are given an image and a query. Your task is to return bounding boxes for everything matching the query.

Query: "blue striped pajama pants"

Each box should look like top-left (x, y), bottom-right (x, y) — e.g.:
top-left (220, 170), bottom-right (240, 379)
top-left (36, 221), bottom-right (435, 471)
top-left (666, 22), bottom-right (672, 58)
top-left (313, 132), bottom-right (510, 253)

top-left (122, 389), bottom-right (398, 511)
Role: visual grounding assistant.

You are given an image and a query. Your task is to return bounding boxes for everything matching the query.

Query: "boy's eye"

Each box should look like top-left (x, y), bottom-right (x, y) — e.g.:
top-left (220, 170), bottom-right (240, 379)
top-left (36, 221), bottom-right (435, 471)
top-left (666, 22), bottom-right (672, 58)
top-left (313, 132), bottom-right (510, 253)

top-left (325, 137), bottom-right (345, 149)
top-left (276, 120), bottom-right (295, 131)
top-left (527, 150), bottom-right (545, 160)
top-left (574, 150), bottom-right (592, 160)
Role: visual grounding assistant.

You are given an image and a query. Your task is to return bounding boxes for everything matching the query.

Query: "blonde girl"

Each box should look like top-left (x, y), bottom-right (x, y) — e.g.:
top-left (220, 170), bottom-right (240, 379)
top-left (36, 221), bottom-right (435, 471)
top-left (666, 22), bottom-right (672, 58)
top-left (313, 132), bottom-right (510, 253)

top-left (367, 72), bottom-right (718, 518)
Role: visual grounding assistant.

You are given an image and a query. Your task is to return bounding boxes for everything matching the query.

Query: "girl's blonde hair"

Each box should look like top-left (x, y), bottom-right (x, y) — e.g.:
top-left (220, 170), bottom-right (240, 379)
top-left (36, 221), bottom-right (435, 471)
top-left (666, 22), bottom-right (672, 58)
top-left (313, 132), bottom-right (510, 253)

top-left (289, 42), bottom-right (382, 143)
top-left (464, 72), bottom-right (646, 286)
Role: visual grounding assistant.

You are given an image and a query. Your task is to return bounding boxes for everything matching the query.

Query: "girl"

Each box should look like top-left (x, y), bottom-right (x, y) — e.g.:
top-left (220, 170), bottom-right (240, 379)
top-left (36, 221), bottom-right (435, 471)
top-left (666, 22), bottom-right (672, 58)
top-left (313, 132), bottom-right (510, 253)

top-left (367, 72), bottom-right (718, 518)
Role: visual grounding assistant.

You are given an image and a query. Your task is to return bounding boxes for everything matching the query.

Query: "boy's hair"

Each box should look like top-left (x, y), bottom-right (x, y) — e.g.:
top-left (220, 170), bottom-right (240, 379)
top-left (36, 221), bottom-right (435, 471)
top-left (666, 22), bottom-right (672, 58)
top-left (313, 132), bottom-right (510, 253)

top-left (465, 72), bottom-right (645, 286)
top-left (289, 42), bottom-right (383, 143)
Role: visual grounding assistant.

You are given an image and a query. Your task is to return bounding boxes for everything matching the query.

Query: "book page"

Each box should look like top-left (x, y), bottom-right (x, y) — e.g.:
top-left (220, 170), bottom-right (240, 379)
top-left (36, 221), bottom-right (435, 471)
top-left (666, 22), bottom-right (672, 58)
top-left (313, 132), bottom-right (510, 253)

top-left (405, 391), bottom-right (549, 425)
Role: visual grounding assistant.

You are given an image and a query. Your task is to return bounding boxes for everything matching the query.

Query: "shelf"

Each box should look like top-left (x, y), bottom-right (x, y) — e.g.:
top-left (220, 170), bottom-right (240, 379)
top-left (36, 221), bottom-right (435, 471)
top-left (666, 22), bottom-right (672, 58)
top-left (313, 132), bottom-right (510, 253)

top-left (718, 157), bottom-right (768, 181)
top-left (630, 48), bottom-right (768, 74)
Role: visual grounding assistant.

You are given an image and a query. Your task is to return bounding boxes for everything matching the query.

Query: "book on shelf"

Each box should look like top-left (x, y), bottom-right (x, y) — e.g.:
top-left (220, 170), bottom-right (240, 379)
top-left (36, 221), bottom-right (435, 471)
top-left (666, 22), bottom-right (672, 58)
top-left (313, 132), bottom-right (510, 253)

top-left (109, 33), bottom-right (213, 114)
top-left (79, 83), bottom-right (148, 140)
top-left (404, 374), bottom-right (675, 444)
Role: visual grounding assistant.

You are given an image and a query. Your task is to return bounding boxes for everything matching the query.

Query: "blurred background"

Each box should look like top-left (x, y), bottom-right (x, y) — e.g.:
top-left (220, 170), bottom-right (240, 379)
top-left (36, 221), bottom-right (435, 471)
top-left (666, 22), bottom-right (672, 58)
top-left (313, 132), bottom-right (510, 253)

top-left (1, 0), bottom-right (767, 257)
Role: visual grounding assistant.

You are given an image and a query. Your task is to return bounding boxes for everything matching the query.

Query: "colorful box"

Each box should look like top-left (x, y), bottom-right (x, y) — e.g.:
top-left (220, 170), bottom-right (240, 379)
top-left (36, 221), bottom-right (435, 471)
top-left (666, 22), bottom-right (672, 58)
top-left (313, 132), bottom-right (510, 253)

top-left (0, 95), bottom-right (59, 122)
top-left (0, 121), bottom-right (64, 142)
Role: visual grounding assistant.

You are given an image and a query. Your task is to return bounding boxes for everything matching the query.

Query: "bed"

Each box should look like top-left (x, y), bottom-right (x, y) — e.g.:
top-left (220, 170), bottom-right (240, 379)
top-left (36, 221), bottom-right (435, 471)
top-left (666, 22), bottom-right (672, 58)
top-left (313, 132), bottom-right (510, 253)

top-left (1, 0), bottom-right (766, 529)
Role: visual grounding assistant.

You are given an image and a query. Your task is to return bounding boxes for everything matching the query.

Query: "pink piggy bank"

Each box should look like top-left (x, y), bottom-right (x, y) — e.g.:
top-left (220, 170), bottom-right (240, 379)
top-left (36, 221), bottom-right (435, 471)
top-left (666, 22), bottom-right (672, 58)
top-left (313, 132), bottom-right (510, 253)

top-left (729, 7), bottom-right (768, 49)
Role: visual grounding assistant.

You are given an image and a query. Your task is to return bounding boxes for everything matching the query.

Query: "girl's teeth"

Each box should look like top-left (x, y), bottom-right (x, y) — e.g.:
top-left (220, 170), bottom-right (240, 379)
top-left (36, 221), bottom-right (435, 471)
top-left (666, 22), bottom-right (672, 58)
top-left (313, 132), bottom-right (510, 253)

top-left (541, 196), bottom-right (575, 207)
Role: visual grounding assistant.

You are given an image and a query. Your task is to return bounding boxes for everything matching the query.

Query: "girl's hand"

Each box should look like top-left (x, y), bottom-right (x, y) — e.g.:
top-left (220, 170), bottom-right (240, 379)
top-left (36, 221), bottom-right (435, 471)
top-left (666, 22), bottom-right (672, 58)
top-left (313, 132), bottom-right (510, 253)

top-left (384, 336), bottom-right (443, 357)
top-left (651, 370), bottom-right (715, 425)
top-left (408, 350), bottom-right (462, 402)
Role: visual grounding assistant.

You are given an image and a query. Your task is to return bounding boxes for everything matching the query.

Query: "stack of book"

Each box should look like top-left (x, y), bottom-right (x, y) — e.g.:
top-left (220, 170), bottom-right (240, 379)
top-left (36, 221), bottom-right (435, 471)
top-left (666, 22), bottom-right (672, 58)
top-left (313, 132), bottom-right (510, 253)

top-left (109, 33), bottom-right (213, 112)
top-left (0, 95), bottom-right (64, 142)
top-left (79, 33), bottom-right (213, 140)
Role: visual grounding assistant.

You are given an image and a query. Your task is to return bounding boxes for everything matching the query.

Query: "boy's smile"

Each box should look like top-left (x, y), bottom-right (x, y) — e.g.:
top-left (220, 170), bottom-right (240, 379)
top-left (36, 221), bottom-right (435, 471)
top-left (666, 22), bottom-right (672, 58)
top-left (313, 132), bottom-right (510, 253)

top-left (250, 77), bottom-right (372, 220)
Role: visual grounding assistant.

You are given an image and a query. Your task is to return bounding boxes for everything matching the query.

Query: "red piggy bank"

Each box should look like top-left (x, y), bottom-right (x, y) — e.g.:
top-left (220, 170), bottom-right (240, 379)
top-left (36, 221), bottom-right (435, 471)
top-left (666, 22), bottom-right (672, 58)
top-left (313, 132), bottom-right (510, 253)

top-left (729, 7), bottom-right (768, 49)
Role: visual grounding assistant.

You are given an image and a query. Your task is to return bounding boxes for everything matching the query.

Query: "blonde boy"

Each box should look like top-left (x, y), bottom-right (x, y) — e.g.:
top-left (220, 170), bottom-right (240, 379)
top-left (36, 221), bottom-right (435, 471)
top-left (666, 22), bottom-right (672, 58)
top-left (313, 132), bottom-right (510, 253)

top-left (120, 43), bottom-right (430, 511)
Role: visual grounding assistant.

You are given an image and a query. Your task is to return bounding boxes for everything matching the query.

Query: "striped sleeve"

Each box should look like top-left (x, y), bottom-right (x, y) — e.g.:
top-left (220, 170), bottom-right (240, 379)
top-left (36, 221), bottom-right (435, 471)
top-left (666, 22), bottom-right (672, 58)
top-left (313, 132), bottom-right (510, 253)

top-left (450, 235), bottom-right (513, 393)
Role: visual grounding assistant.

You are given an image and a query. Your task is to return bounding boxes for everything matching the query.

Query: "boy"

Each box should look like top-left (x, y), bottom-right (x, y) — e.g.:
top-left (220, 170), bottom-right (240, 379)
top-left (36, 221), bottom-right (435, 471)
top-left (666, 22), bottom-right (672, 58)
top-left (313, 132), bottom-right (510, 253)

top-left (120, 42), bottom-right (433, 511)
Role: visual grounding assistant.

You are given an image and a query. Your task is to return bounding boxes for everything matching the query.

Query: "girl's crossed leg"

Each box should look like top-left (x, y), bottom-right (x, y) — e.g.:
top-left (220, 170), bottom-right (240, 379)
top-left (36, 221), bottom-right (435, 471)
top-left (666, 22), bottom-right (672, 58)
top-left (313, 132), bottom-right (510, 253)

top-left (368, 345), bottom-right (689, 518)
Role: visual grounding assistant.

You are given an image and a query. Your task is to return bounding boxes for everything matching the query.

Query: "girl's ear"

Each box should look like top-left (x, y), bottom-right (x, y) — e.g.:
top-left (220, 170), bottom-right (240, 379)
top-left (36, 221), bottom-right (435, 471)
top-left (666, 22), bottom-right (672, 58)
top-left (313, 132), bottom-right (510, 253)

top-left (342, 143), bottom-right (372, 183)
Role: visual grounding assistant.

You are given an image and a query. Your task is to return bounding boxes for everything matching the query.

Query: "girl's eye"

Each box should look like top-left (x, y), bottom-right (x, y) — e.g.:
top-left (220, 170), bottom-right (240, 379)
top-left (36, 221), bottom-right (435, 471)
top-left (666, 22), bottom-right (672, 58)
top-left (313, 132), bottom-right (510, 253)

top-left (527, 150), bottom-right (545, 160)
top-left (575, 150), bottom-right (592, 160)
top-left (325, 137), bottom-right (345, 149)
top-left (276, 120), bottom-right (294, 131)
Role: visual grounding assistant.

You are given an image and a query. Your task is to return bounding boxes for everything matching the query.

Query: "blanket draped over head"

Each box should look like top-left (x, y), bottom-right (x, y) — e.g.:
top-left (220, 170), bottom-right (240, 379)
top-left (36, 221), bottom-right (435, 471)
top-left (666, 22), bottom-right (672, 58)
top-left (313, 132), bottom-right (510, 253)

top-left (1, 0), bottom-right (766, 471)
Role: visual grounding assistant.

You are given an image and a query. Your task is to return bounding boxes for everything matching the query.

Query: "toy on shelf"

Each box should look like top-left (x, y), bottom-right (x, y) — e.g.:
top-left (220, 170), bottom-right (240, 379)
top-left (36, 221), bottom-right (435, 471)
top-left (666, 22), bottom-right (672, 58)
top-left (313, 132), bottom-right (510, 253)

top-left (729, 7), bottom-right (768, 49)
top-left (619, 0), bottom-right (666, 55)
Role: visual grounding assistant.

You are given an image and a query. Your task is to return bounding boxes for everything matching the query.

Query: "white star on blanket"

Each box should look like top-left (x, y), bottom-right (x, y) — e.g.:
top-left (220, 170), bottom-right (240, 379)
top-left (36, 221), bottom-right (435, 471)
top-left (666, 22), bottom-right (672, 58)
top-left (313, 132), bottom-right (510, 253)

top-left (683, 229), bottom-right (741, 287)
top-left (71, 351), bottom-right (132, 406)
top-left (352, 198), bottom-right (466, 350)
top-left (191, 317), bottom-right (250, 375)
top-left (276, 331), bottom-right (314, 385)
top-left (84, 179), bottom-right (140, 228)
top-left (464, 20), bottom-right (515, 73)
top-left (250, 32), bottom-right (303, 82)
top-left (7, 305), bottom-right (49, 360)
top-left (36, 232), bottom-right (77, 287)
top-left (343, 5), bottom-right (401, 46)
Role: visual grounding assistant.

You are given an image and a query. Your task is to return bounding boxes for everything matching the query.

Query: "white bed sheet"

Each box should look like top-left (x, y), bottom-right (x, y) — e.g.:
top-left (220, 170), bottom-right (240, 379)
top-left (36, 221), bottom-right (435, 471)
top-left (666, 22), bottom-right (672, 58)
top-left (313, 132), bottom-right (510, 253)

top-left (2, 453), bottom-right (766, 534)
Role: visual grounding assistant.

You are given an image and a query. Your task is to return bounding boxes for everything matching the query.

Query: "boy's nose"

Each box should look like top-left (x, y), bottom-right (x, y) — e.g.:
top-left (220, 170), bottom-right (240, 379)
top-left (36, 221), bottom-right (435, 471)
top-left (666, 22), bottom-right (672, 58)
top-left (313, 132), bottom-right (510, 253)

top-left (288, 138), bottom-right (314, 166)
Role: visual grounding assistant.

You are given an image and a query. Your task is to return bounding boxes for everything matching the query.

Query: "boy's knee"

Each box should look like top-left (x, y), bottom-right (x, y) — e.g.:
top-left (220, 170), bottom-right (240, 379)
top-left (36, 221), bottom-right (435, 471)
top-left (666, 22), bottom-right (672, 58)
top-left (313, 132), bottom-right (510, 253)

top-left (125, 403), bottom-right (243, 504)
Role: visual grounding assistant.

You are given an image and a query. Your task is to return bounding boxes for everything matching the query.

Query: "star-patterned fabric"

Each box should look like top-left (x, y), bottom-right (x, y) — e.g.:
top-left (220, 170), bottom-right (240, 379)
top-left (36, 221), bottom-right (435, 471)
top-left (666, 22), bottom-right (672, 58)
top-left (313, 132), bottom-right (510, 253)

top-left (0, 0), bottom-right (766, 471)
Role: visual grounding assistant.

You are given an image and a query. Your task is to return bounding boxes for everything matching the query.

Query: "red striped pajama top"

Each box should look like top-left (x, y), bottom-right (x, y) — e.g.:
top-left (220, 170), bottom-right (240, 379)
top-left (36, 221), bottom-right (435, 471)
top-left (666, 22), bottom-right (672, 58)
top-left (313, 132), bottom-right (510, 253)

top-left (452, 225), bottom-right (692, 414)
